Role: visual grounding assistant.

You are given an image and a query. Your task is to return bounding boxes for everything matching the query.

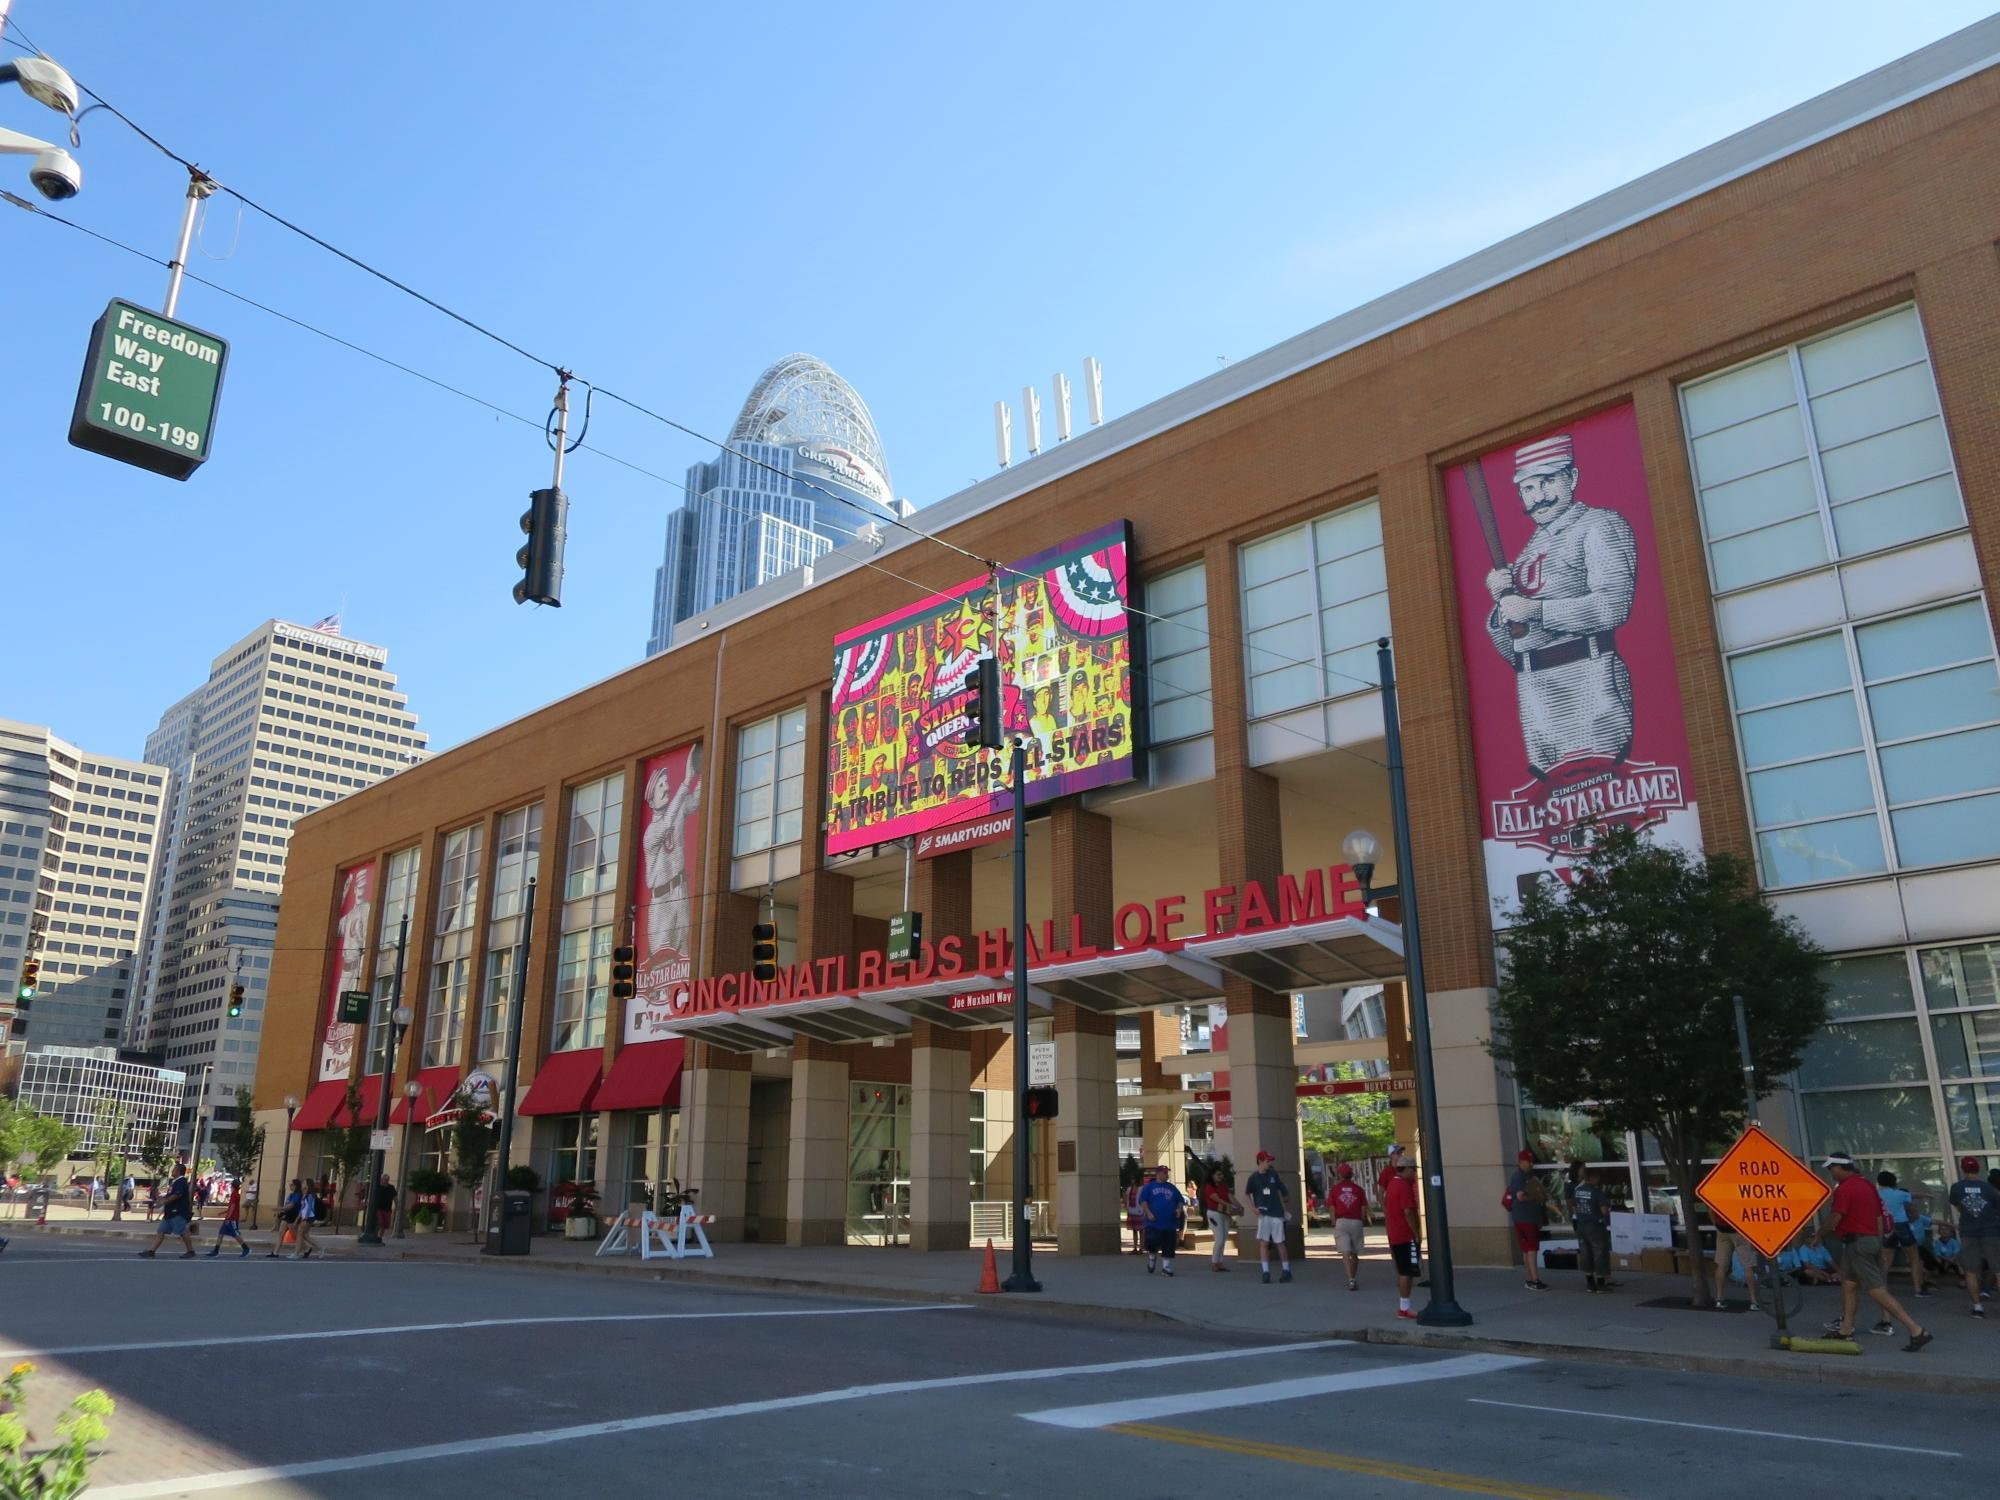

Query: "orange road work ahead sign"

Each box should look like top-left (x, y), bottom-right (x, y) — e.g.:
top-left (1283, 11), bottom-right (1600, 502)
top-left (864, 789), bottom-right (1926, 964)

top-left (1695, 1124), bottom-right (1831, 1259)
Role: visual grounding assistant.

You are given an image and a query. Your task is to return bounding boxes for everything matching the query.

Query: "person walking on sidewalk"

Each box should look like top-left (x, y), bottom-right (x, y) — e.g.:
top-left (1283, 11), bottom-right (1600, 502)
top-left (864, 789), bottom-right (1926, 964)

top-left (137, 1165), bottom-right (197, 1259)
top-left (1822, 1153), bottom-right (1929, 1351)
top-left (1137, 1164), bottom-right (1186, 1277)
top-left (1331, 1163), bottom-right (1370, 1292)
top-left (1710, 1208), bottom-right (1759, 1312)
top-left (1876, 1170), bottom-right (1927, 1299)
top-left (1572, 1166), bottom-right (1613, 1293)
top-left (206, 1179), bottom-right (250, 1259)
top-left (1386, 1155), bottom-right (1422, 1319)
top-left (1243, 1150), bottom-right (1293, 1285)
top-left (1507, 1150), bottom-right (1550, 1290)
top-left (293, 1180), bottom-right (322, 1259)
top-left (1948, 1156), bottom-right (1999, 1319)
top-left (1200, 1167), bottom-right (1242, 1273)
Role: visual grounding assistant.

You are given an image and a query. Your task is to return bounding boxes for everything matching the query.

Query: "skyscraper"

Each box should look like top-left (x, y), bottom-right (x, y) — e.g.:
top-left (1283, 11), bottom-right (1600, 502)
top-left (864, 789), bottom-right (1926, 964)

top-left (0, 720), bottom-right (168, 1051)
top-left (135, 618), bottom-right (428, 1142)
top-left (648, 354), bottom-right (903, 656)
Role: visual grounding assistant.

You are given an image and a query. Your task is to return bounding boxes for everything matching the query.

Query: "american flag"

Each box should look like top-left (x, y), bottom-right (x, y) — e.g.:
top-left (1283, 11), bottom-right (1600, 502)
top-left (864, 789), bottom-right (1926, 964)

top-left (311, 613), bottom-right (342, 634)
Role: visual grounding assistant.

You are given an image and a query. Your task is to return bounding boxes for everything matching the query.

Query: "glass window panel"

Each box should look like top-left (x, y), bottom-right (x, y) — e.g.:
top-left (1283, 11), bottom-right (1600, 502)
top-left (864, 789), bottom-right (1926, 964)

top-left (1806, 362), bottom-right (1938, 449)
top-left (1240, 529), bottom-right (1307, 589)
top-left (1519, 1103), bottom-right (1627, 1163)
top-left (772, 809), bottom-right (803, 846)
top-left (1311, 501), bottom-right (1381, 562)
top-left (1867, 662), bottom-right (2000, 741)
top-left (1151, 651), bottom-right (1211, 701)
top-left (1746, 752), bottom-right (1874, 826)
top-left (1919, 940), bottom-right (2000, 1011)
top-left (1757, 815), bottom-right (1886, 887)
top-left (1729, 634), bottom-right (1851, 711)
top-left (1698, 459), bottom-right (1819, 541)
top-left (1151, 696), bottom-right (1210, 744)
top-left (1708, 513), bottom-right (1828, 592)
top-left (1147, 618), bottom-right (1208, 660)
top-left (1320, 594), bottom-right (1391, 655)
top-left (1818, 418), bottom-right (1951, 505)
top-left (1820, 951), bottom-right (1914, 1019)
top-left (1325, 643), bottom-right (1382, 694)
top-left (1890, 792), bottom-right (2000, 870)
top-left (1689, 405), bottom-right (1808, 490)
top-left (1878, 726), bottom-right (2000, 805)
top-left (1147, 564), bottom-right (1204, 616)
top-left (1317, 548), bottom-right (1386, 606)
top-left (1856, 600), bottom-right (1989, 682)
top-left (1681, 353), bottom-right (1796, 439)
top-left (1828, 475), bottom-right (1966, 558)
top-left (1943, 1083), bottom-right (2000, 1158)
top-left (1736, 693), bottom-right (1861, 769)
top-left (1796, 1018), bottom-right (1928, 1089)
top-left (776, 739), bottom-right (805, 782)
top-left (1930, 1011), bottom-right (2000, 1082)
top-left (1248, 664), bottom-right (1320, 718)
top-left (1798, 307), bottom-right (1926, 396)
top-left (1245, 617), bottom-right (1317, 673)
top-left (736, 784), bottom-right (773, 825)
top-left (1242, 576), bottom-right (1311, 632)
top-left (739, 718), bottom-right (774, 759)
top-left (1801, 1086), bottom-right (1940, 1158)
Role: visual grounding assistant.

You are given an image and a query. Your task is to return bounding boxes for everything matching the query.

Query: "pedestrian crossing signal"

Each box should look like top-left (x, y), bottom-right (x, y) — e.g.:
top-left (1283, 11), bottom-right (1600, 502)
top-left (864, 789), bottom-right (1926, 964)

top-left (16, 957), bottom-right (39, 1005)
top-left (227, 982), bottom-right (245, 1018)
top-left (611, 945), bottom-right (636, 1002)
top-left (1024, 1086), bottom-right (1059, 1121)
top-left (751, 923), bottom-right (778, 984)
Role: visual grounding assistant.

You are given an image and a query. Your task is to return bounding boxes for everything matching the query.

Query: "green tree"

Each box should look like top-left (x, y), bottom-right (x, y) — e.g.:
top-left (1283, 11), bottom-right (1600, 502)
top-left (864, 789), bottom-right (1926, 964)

top-left (213, 1088), bottom-right (266, 1193)
top-left (1488, 825), bottom-right (1827, 1306)
top-left (324, 1085), bottom-right (372, 1231)
top-left (1299, 1064), bottom-right (1399, 1162)
top-left (89, 1097), bottom-right (131, 1217)
top-left (20, 1114), bottom-right (80, 1183)
top-left (448, 1089), bottom-right (495, 1243)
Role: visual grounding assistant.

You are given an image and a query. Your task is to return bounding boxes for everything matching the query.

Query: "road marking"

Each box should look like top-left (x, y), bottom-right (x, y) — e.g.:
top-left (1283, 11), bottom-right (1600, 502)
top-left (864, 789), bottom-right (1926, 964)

top-left (1465, 1399), bottom-right (1960, 1457)
top-left (1108, 1424), bottom-right (1611, 1499)
top-left (87, 1339), bottom-right (1352, 1497)
top-left (1022, 1352), bottom-right (1533, 1428)
top-left (0, 1303), bottom-right (975, 1360)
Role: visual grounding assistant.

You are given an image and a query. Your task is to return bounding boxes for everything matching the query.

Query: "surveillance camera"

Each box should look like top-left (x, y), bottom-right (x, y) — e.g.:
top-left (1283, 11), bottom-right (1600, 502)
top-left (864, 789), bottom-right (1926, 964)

top-left (28, 147), bottom-right (80, 201)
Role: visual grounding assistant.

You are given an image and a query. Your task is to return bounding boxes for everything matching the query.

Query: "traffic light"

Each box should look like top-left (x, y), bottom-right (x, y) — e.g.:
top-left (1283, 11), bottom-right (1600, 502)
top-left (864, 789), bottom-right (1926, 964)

top-left (226, 982), bottom-right (245, 1018)
top-left (513, 486), bottom-right (567, 607)
top-left (751, 922), bottom-right (778, 984)
top-left (962, 657), bottom-right (1003, 750)
top-left (610, 945), bottom-right (636, 1002)
top-left (1023, 1086), bottom-right (1059, 1121)
top-left (16, 957), bottom-right (39, 1006)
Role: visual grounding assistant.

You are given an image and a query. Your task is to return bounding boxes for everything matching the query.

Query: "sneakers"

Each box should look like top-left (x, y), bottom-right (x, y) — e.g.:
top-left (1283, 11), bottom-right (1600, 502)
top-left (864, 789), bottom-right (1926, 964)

top-left (1904, 1329), bottom-right (1932, 1353)
top-left (1211, 1263), bottom-right (1229, 1273)
top-left (1146, 1257), bottom-right (1157, 1274)
top-left (136, 1249), bottom-right (155, 1258)
top-left (1823, 1317), bottom-right (1853, 1337)
top-left (205, 1249), bottom-right (219, 1258)
top-left (1396, 1308), bottom-right (1418, 1320)
top-left (1348, 1278), bottom-right (1358, 1292)
top-left (1261, 1270), bottom-right (1271, 1285)
top-left (1280, 1269), bottom-right (1293, 1284)
top-left (238, 1245), bottom-right (251, 1259)
top-left (1525, 1280), bottom-right (1550, 1291)
top-left (1161, 1262), bottom-right (1174, 1277)
top-left (1871, 1321), bottom-right (1896, 1337)
top-left (1973, 1304), bottom-right (1986, 1318)
top-left (179, 1251), bottom-right (197, 1259)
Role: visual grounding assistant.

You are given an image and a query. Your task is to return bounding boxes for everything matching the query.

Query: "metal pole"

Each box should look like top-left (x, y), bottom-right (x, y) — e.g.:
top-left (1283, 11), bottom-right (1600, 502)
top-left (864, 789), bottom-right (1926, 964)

top-left (392, 1087), bottom-right (416, 1240)
top-left (486, 876), bottom-right (537, 1252)
top-left (273, 1106), bottom-right (295, 1252)
top-left (1378, 638), bottom-right (1472, 1326)
top-left (161, 172), bottom-right (216, 320)
top-left (1732, 995), bottom-right (1787, 1337)
top-left (357, 913), bottom-right (407, 1246)
top-left (1002, 737), bottom-right (1039, 1292)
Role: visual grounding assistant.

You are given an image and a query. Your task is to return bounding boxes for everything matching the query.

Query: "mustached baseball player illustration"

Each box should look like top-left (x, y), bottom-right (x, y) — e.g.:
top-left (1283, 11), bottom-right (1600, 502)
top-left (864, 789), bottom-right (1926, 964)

top-left (1477, 433), bottom-right (1638, 779)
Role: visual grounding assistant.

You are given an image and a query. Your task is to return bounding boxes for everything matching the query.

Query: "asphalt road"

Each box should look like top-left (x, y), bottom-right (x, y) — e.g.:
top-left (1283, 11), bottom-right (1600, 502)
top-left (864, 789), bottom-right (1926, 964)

top-left (0, 1236), bottom-right (1988, 1498)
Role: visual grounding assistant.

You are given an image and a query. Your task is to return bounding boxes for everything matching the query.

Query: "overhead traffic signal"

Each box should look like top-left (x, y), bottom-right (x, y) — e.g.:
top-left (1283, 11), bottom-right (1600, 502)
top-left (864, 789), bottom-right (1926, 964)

top-left (610, 945), bottom-right (636, 1002)
top-left (1023, 1086), bottom-right (1059, 1121)
top-left (962, 657), bottom-right (1003, 751)
top-left (16, 957), bottom-right (39, 1006)
top-left (227, 982), bottom-right (245, 1018)
top-left (751, 922), bottom-right (778, 984)
top-left (513, 486), bottom-right (567, 607)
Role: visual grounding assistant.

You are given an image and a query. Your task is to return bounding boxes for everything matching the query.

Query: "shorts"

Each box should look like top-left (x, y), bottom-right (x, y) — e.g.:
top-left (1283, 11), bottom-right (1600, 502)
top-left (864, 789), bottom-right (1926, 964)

top-left (1513, 1222), bottom-right (1542, 1254)
top-left (1839, 1234), bottom-right (1886, 1290)
top-left (1255, 1214), bottom-right (1287, 1245)
top-left (218, 1220), bottom-right (241, 1238)
top-left (1389, 1240), bottom-right (1420, 1276)
top-left (1961, 1236), bottom-right (1998, 1277)
top-left (1143, 1226), bottom-right (1178, 1256)
top-left (1334, 1218), bottom-right (1365, 1258)
top-left (161, 1215), bottom-right (190, 1236)
top-left (1885, 1223), bottom-right (1916, 1249)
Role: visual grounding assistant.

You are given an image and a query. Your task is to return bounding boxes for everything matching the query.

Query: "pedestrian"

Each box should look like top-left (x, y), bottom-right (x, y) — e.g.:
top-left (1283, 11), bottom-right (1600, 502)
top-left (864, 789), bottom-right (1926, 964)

top-left (1822, 1152), bottom-right (1929, 1350)
top-left (1378, 1143), bottom-right (1405, 1199)
top-left (295, 1179), bottom-right (323, 1258)
top-left (1136, 1164), bottom-right (1186, 1276)
top-left (205, 1178), bottom-right (250, 1259)
top-left (372, 1173), bottom-right (397, 1235)
top-left (1386, 1154), bottom-right (1422, 1320)
top-left (1876, 1170), bottom-right (1927, 1298)
top-left (1200, 1167), bottom-right (1242, 1272)
top-left (1243, 1149), bottom-right (1294, 1285)
top-left (193, 1175), bottom-right (210, 1221)
top-left (136, 1164), bottom-right (198, 1259)
top-left (120, 1174), bottom-right (135, 1215)
top-left (1709, 1209), bottom-right (1759, 1311)
top-left (244, 1178), bottom-right (259, 1230)
top-left (270, 1178), bottom-right (302, 1257)
top-left (1947, 1156), bottom-right (1999, 1319)
top-left (1780, 1224), bottom-right (1841, 1286)
top-left (1331, 1162), bottom-right (1371, 1292)
top-left (1506, 1149), bottom-right (1550, 1290)
top-left (1123, 1177), bottom-right (1145, 1254)
top-left (1572, 1166), bottom-right (1613, 1293)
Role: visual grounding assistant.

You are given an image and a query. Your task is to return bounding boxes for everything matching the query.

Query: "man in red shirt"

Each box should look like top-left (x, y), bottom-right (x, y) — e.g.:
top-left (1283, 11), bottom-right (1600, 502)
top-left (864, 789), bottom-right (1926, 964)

top-left (1330, 1163), bottom-right (1371, 1292)
top-left (1384, 1155), bottom-right (1422, 1320)
top-left (1823, 1152), bottom-right (1928, 1351)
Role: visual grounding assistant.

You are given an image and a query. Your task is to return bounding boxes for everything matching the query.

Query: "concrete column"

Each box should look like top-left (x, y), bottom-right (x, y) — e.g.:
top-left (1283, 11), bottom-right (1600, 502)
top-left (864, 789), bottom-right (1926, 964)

top-left (1054, 1000), bottom-right (1119, 1254)
top-left (680, 1042), bottom-right (751, 1242)
top-left (910, 1019), bottom-right (972, 1250)
top-left (785, 1035), bottom-right (850, 1247)
top-left (1432, 984), bottom-right (1514, 1267)
top-left (982, 1068), bottom-right (1015, 1219)
top-left (1226, 978), bottom-right (1305, 1258)
top-left (1137, 1009), bottom-right (1182, 1177)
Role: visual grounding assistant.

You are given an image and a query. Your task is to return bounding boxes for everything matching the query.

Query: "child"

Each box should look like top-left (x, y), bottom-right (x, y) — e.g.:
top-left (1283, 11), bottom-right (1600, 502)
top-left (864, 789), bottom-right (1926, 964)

top-left (205, 1178), bottom-right (250, 1258)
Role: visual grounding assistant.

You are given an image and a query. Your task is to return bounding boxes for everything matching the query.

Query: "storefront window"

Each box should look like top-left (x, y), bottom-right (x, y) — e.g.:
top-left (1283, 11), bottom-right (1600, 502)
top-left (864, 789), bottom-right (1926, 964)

top-left (1144, 563), bottom-right (1212, 745)
top-left (1800, 1086), bottom-right (1940, 1158)
top-left (846, 1082), bottom-right (909, 1245)
top-left (548, 1114), bottom-right (599, 1219)
top-left (968, 1090), bottom-right (987, 1195)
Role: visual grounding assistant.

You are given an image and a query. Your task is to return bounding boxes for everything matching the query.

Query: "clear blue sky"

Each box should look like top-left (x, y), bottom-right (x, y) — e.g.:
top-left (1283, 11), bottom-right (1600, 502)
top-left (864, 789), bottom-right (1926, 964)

top-left (4, 2), bottom-right (1989, 758)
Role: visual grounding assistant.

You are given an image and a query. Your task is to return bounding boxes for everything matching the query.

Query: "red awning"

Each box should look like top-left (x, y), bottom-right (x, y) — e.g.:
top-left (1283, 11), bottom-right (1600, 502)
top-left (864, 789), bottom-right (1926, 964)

top-left (517, 1048), bottom-right (604, 1117)
top-left (594, 1040), bottom-right (684, 1112)
top-left (326, 1074), bottom-right (384, 1129)
top-left (391, 1067), bottom-right (463, 1125)
top-left (290, 1079), bottom-right (349, 1131)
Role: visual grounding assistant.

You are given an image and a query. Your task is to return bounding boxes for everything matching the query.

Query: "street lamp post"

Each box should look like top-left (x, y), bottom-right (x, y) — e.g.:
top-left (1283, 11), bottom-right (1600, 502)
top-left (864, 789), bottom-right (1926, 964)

top-left (393, 1079), bottom-right (420, 1239)
top-left (357, 913), bottom-right (412, 1248)
top-left (270, 1094), bottom-right (297, 1250)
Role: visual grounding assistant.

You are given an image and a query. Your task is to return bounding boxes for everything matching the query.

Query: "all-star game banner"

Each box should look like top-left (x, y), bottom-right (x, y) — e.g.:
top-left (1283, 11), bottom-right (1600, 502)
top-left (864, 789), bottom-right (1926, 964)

top-left (825, 519), bottom-right (1139, 857)
top-left (627, 740), bottom-right (702, 1043)
top-left (1441, 401), bottom-right (1703, 924)
top-left (319, 861), bottom-right (375, 1081)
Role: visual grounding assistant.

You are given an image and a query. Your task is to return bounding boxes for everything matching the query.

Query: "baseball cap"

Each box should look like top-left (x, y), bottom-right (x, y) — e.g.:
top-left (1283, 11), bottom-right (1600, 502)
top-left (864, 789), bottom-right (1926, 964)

top-left (1387, 1142), bottom-right (1404, 1155)
top-left (1516, 1149), bottom-right (1535, 1162)
top-left (1395, 1157), bottom-right (1417, 1171)
top-left (1152, 1163), bottom-right (1170, 1174)
top-left (1256, 1150), bottom-right (1274, 1163)
top-left (1963, 1156), bottom-right (1982, 1173)
top-left (1823, 1152), bottom-right (1856, 1170)
top-left (1336, 1163), bottom-right (1354, 1180)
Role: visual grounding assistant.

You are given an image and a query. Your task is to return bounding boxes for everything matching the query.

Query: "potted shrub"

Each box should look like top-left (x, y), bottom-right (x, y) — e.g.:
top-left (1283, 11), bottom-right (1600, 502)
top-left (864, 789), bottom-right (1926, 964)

top-left (407, 1205), bottom-right (440, 1235)
top-left (406, 1167), bottom-right (452, 1232)
top-left (557, 1180), bottom-right (600, 1240)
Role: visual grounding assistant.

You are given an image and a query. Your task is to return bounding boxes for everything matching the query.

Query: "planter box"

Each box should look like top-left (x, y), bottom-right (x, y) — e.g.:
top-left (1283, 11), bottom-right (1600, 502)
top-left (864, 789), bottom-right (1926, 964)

top-left (563, 1216), bottom-right (598, 1241)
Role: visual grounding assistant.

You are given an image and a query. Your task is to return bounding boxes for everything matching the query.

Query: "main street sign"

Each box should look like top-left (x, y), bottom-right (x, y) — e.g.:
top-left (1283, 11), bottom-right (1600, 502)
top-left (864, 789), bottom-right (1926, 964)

top-left (1695, 1123), bottom-right (1831, 1259)
top-left (68, 298), bottom-right (229, 479)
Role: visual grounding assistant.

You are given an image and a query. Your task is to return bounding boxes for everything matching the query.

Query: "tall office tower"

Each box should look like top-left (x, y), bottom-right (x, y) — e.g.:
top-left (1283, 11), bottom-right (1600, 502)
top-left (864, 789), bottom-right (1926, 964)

top-left (135, 618), bottom-right (428, 1144)
top-left (0, 720), bottom-right (168, 1051)
top-left (647, 354), bottom-right (903, 656)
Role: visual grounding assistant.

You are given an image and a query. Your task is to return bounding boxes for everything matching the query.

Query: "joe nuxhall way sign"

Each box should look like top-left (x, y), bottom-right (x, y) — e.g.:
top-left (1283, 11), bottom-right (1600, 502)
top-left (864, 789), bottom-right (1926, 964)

top-left (68, 297), bottom-right (229, 479)
top-left (1695, 1123), bottom-right (1831, 1259)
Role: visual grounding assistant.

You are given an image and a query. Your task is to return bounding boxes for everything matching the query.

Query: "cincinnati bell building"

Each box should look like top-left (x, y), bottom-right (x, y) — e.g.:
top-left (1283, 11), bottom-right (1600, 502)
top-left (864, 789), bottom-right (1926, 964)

top-left (255, 24), bottom-right (2000, 1263)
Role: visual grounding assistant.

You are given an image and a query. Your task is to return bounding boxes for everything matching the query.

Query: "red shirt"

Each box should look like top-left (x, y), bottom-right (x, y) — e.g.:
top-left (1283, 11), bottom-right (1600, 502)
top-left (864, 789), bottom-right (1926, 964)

top-left (1332, 1181), bottom-right (1369, 1220)
top-left (224, 1183), bottom-right (242, 1223)
top-left (1831, 1173), bottom-right (1882, 1237)
top-left (1383, 1175), bottom-right (1419, 1244)
top-left (1378, 1162), bottom-right (1398, 1195)
top-left (1201, 1182), bottom-right (1233, 1214)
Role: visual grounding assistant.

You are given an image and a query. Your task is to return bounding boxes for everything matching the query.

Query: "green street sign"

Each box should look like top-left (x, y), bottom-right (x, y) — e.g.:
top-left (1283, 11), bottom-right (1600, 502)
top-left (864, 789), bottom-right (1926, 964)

top-left (887, 910), bottom-right (922, 964)
top-left (338, 989), bottom-right (370, 1025)
top-left (68, 297), bottom-right (228, 480)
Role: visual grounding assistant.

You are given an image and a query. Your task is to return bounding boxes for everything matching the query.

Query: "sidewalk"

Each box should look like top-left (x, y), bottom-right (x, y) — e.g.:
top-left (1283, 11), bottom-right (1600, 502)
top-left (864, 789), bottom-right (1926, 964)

top-left (20, 1214), bottom-right (1986, 1395)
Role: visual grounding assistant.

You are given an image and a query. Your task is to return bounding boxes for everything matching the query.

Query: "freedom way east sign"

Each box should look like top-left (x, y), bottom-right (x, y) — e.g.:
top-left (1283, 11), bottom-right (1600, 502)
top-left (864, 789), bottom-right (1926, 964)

top-left (69, 298), bottom-right (229, 479)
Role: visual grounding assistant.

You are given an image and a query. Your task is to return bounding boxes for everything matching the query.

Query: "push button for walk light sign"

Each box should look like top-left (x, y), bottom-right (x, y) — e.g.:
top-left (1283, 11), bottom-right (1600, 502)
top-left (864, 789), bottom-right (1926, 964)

top-left (1695, 1124), bottom-right (1831, 1259)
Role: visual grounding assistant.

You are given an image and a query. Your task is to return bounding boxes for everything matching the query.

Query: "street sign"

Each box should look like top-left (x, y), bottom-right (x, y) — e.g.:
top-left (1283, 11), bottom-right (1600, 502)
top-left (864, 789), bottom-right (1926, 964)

top-left (1695, 1123), bottom-right (1831, 1259)
top-left (887, 910), bottom-right (922, 964)
top-left (369, 1129), bottom-right (394, 1152)
top-left (337, 990), bottom-right (370, 1025)
top-left (1029, 1041), bottom-right (1055, 1086)
top-left (945, 988), bottom-right (1009, 1012)
top-left (1193, 1077), bottom-right (1415, 1106)
top-left (68, 298), bottom-right (229, 479)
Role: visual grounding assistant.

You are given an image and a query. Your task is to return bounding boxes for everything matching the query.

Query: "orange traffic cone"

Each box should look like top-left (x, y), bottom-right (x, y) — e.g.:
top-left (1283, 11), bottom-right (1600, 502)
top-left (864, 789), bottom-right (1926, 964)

top-left (977, 1237), bottom-right (1001, 1294)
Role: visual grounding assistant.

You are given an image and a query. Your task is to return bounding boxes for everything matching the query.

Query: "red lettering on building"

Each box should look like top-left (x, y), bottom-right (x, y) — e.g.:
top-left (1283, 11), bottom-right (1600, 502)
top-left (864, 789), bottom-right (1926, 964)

top-left (1203, 883), bottom-right (1236, 935)
top-left (1239, 878), bottom-right (1275, 932)
top-left (1114, 901), bottom-right (1153, 949)
top-left (1277, 870), bottom-right (1326, 926)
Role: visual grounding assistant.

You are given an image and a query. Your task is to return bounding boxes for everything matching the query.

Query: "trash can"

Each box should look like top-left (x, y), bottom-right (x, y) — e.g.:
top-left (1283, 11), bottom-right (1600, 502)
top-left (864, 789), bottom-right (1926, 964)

top-left (484, 1189), bottom-right (533, 1257)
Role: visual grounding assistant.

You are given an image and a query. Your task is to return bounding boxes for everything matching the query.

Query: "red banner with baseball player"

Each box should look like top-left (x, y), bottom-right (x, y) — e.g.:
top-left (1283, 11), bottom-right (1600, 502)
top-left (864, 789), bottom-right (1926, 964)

top-left (319, 861), bottom-right (375, 1081)
top-left (824, 520), bottom-right (1138, 857)
top-left (627, 742), bottom-right (703, 1043)
top-left (1442, 402), bottom-right (1703, 921)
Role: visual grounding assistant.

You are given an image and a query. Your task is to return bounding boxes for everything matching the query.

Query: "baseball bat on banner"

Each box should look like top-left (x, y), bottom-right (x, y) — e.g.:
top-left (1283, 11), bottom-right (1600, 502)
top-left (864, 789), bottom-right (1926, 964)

top-left (1463, 459), bottom-right (1527, 640)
